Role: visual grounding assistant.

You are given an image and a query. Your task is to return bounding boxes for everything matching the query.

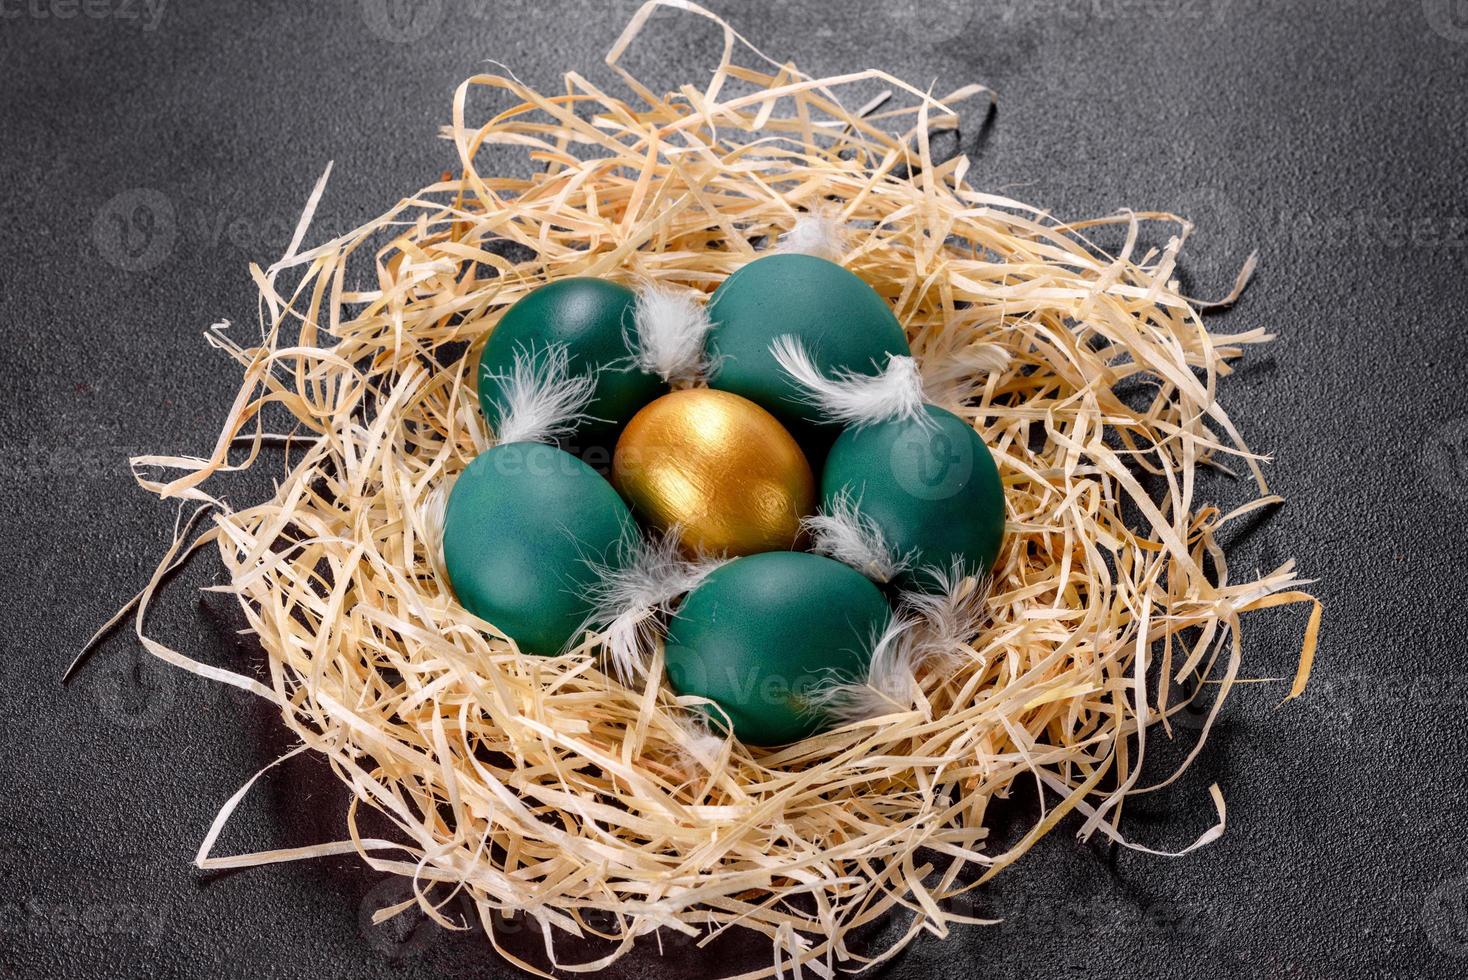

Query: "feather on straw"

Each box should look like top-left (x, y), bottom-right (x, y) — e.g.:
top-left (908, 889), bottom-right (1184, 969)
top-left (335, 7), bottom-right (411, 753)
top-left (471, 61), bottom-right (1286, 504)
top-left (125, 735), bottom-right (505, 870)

top-left (775, 210), bottom-right (847, 261)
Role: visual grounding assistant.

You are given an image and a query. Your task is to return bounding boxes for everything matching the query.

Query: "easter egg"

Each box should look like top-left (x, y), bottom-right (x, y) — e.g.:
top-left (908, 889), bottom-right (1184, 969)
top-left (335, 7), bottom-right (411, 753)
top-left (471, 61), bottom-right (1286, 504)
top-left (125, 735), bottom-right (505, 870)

top-left (477, 278), bottom-right (664, 444)
top-left (612, 389), bottom-right (816, 557)
top-left (821, 404), bottom-right (1005, 592)
top-left (704, 253), bottom-right (911, 438)
top-left (664, 552), bottom-right (892, 745)
top-left (443, 442), bottom-right (633, 655)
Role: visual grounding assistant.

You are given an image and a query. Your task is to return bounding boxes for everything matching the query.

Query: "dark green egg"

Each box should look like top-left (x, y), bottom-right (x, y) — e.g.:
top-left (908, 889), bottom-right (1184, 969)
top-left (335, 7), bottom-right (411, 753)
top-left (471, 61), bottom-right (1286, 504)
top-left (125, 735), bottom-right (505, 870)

top-left (477, 278), bottom-right (665, 444)
top-left (704, 254), bottom-right (911, 438)
top-left (664, 551), bottom-right (892, 745)
top-left (442, 442), bottom-right (633, 655)
top-left (821, 404), bottom-right (1006, 592)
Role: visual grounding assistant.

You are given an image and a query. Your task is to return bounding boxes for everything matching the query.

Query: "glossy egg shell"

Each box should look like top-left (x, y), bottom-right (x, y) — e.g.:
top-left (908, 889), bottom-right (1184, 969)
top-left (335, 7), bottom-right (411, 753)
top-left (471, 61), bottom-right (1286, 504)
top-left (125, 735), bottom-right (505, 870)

top-left (664, 551), bottom-right (892, 745)
top-left (821, 404), bottom-right (1005, 592)
top-left (704, 254), bottom-right (911, 438)
top-left (476, 278), bottom-right (665, 444)
top-left (442, 442), bottom-right (633, 655)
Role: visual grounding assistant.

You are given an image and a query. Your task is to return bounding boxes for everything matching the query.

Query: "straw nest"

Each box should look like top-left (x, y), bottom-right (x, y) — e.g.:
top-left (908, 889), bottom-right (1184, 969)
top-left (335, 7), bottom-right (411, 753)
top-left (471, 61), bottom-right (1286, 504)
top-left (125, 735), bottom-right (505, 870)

top-left (103, 3), bottom-right (1320, 975)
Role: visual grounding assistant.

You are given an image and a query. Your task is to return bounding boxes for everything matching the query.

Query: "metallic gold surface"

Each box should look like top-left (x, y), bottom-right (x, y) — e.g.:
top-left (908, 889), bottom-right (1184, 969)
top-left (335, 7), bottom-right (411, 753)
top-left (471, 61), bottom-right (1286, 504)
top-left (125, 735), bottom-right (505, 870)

top-left (612, 389), bottom-right (816, 557)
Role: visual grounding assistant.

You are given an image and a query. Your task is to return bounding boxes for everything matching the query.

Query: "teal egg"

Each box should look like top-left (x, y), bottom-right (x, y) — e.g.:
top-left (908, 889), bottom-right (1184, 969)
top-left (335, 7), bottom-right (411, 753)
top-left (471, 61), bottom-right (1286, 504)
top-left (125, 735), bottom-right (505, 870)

top-left (821, 405), bottom-right (1006, 592)
top-left (664, 552), bottom-right (892, 745)
top-left (477, 278), bottom-right (665, 444)
top-left (442, 442), bottom-right (632, 655)
top-left (705, 254), bottom-right (911, 437)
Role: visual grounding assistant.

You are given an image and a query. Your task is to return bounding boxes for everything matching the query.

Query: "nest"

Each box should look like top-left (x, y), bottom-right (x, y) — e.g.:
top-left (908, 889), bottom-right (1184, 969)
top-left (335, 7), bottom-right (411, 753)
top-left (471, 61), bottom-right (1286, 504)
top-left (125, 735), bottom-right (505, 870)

top-left (101, 3), bottom-right (1320, 975)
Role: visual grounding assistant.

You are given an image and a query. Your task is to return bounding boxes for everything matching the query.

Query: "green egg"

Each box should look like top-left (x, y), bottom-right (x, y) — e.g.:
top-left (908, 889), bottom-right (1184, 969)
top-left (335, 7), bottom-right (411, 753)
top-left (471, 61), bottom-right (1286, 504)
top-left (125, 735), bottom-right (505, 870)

top-left (705, 254), bottom-right (911, 438)
top-left (821, 404), bottom-right (1006, 592)
top-left (664, 551), bottom-right (892, 746)
top-left (477, 278), bottom-right (665, 444)
top-left (442, 442), bottom-right (633, 655)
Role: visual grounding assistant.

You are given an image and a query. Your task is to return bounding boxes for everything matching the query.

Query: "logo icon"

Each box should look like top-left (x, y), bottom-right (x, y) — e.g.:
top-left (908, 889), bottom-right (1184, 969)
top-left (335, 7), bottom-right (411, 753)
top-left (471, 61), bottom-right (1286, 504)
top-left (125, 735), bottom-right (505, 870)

top-left (359, 876), bottom-right (441, 961)
top-left (88, 653), bottom-right (178, 730)
top-left (1424, 0), bottom-right (1468, 42)
top-left (1423, 876), bottom-right (1468, 956)
top-left (891, 425), bottom-right (973, 501)
top-left (92, 189), bottom-right (176, 272)
top-left (360, 0), bottom-right (447, 43)
top-left (1421, 417), bottom-right (1468, 501)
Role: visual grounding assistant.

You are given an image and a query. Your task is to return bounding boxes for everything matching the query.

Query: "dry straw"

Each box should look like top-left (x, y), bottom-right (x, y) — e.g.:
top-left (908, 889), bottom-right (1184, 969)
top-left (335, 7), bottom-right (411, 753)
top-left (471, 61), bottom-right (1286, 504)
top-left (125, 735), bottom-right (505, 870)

top-left (89, 2), bottom-right (1321, 974)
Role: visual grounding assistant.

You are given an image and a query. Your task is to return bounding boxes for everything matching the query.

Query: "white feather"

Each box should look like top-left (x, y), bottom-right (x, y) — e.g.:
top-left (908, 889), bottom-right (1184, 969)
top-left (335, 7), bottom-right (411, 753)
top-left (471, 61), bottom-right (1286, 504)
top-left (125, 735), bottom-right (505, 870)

top-left (582, 528), bottom-right (727, 686)
top-left (917, 340), bottom-right (1012, 407)
top-left (671, 712), bottom-right (728, 773)
top-left (805, 565), bottom-right (993, 726)
top-left (630, 284), bottom-right (714, 386)
top-left (484, 343), bottom-right (598, 447)
top-left (769, 334), bottom-right (932, 429)
top-left (803, 489), bottom-right (911, 584)
top-left (775, 211), bottom-right (846, 261)
top-left (805, 616), bottom-right (920, 725)
top-left (419, 473), bottom-right (456, 572)
top-left (898, 559), bottom-right (992, 668)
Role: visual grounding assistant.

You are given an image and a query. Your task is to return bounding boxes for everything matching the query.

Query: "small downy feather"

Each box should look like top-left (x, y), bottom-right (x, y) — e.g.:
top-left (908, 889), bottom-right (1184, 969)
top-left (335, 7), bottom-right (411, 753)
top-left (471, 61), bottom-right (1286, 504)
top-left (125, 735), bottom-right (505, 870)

top-left (769, 334), bottom-right (932, 429)
top-left (630, 284), bottom-right (714, 386)
top-left (418, 472), bottom-right (456, 572)
top-left (805, 616), bottom-right (920, 726)
top-left (670, 711), bottom-right (728, 775)
top-left (775, 210), bottom-right (846, 261)
top-left (803, 489), bottom-right (911, 584)
top-left (582, 528), bottom-right (726, 686)
top-left (485, 343), bottom-right (598, 446)
top-left (916, 340), bottom-right (1012, 407)
top-left (808, 564), bottom-right (993, 725)
top-left (898, 559), bottom-right (991, 668)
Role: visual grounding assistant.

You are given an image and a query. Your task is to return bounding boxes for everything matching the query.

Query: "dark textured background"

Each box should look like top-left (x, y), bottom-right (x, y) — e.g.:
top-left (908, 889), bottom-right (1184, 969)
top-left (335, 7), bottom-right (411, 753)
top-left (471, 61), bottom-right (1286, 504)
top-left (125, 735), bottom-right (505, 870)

top-left (3, 1), bottom-right (1467, 977)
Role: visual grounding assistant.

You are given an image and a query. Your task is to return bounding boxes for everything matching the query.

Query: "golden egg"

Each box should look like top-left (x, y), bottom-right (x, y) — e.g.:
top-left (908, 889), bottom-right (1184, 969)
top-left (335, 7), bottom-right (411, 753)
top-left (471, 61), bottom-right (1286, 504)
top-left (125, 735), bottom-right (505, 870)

top-left (612, 389), bottom-right (816, 557)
